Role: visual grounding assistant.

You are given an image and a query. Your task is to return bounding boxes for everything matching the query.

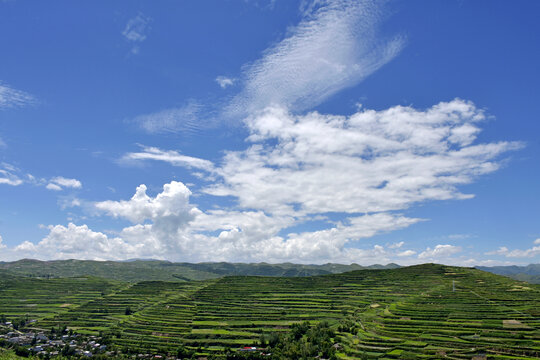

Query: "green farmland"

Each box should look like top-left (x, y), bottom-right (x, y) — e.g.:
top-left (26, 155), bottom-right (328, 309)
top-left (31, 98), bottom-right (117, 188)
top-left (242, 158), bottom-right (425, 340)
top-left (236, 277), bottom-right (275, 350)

top-left (1, 264), bottom-right (539, 359)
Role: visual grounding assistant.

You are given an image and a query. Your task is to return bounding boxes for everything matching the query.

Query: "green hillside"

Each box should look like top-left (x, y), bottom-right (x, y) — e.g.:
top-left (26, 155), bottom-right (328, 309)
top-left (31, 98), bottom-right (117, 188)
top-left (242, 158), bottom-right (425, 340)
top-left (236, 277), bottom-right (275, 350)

top-left (0, 259), bottom-right (399, 282)
top-left (477, 264), bottom-right (540, 284)
top-left (1, 264), bottom-right (539, 359)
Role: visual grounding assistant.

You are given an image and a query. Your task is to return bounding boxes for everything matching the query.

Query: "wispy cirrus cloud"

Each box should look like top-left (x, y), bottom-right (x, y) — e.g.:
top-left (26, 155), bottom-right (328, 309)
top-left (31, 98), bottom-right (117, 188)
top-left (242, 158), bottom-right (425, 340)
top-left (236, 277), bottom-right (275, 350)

top-left (121, 145), bottom-right (214, 172)
top-left (122, 12), bottom-right (152, 54)
top-left (132, 0), bottom-right (403, 135)
top-left (0, 163), bottom-right (24, 186)
top-left (0, 82), bottom-right (35, 109)
top-left (215, 76), bottom-right (236, 89)
top-left (227, 0), bottom-right (405, 117)
top-left (5, 1), bottom-right (526, 265)
top-left (0, 163), bottom-right (82, 192)
top-left (132, 101), bottom-right (206, 135)
top-left (45, 176), bottom-right (82, 191)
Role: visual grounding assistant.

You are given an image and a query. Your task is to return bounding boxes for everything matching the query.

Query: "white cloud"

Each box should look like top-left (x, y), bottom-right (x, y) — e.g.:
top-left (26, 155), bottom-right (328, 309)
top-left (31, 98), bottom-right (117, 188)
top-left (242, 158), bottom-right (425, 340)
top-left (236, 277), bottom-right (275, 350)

top-left (388, 241), bottom-right (404, 249)
top-left (122, 13), bottom-right (151, 54)
top-left (0, 82), bottom-right (35, 109)
top-left (46, 176), bottom-right (82, 191)
top-left (0, 164), bottom-right (82, 191)
top-left (487, 241), bottom-right (540, 258)
top-left (121, 145), bottom-right (214, 172)
top-left (216, 76), bottom-right (236, 89)
top-left (51, 176), bottom-right (82, 188)
top-left (227, 0), bottom-right (404, 116)
top-left (207, 100), bottom-right (521, 217)
top-left (132, 101), bottom-right (204, 135)
top-left (102, 99), bottom-right (519, 263)
top-left (13, 224), bottom-right (137, 261)
top-left (447, 233), bottom-right (472, 240)
top-left (0, 235), bottom-right (5, 249)
top-left (6, 181), bottom-right (418, 263)
top-left (397, 250), bottom-right (416, 257)
top-left (418, 244), bottom-right (462, 259)
top-left (4, 2), bottom-right (524, 264)
top-left (95, 181), bottom-right (199, 224)
top-left (0, 163), bottom-right (23, 186)
top-left (46, 183), bottom-right (62, 191)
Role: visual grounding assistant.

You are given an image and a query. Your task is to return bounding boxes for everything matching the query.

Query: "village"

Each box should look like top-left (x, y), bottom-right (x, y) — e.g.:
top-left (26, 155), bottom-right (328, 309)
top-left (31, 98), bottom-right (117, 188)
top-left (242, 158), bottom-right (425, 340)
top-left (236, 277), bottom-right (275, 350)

top-left (0, 320), bottom-right (268, 359)
top-left (0, 320), bottom-right (111, 358)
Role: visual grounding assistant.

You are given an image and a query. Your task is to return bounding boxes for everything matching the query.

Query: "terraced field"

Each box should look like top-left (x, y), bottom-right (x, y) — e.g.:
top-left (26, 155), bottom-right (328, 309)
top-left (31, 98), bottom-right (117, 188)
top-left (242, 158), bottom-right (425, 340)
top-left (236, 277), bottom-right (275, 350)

top-left (0, 270), bottom-right (122, 322)
top-left (1, 264), bottom-right (539, 358)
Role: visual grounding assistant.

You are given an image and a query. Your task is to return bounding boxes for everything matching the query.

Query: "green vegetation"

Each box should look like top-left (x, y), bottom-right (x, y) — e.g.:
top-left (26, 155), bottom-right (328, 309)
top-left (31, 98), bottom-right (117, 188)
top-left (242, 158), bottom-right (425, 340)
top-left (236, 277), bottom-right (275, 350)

top-left (477, 264), bottom-right (540, 284)
top-left (0, 259), bottom-right (399, 282)
top-left (0, 264), bottom-right (538, 359)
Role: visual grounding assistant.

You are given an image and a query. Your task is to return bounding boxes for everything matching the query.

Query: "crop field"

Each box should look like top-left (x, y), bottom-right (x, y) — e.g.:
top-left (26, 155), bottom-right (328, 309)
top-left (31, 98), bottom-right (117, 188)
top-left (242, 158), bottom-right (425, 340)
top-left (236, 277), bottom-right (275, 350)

top-left (0, 270), bottom-right (123, 322)
top-left (1, 264), bottom-right (539, 359)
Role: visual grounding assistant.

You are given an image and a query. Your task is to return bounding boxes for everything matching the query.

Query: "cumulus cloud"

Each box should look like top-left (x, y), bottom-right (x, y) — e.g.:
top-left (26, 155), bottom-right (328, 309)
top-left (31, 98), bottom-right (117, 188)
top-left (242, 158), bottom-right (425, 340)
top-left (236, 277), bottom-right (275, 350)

top-left (13, 224), bottom-right (137, 261)
top-left (4, 2), bottom-right (524, 264)
top-left (121, 145), bottom-right (214, 172)
top-left (397, 250), bottom-right (416, 257)
top-left (6, 181), bottom-right (419, 263)
top-left (487, 240), bottom-right (540, 258)
top-left (207, 100), bottom-right (521, 217)
top-left (227, 0), bottom-right (404, 116)
top-left (95, 181), bottom-right (199, 224)
top-left (0, 82), bottom-right (35, 109)
top-left (98, 99), bottom-right (520, 263)
top-left (418, 244), bottom-right (462, 259)
top-left (19, 98), bottom-right (519, 263)
top-left (216, 76), bottom-right (236, 89)
top-left (122, 13), bottom-right (151, 54)
top-left (192, 211), bottom-right (419, 263)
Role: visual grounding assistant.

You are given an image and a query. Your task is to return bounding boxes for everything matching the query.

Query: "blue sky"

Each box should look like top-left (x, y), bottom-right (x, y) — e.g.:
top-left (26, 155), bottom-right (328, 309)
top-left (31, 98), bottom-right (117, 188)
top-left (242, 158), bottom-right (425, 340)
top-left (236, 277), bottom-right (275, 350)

top-left (0, 0), bottom-right (539, 265)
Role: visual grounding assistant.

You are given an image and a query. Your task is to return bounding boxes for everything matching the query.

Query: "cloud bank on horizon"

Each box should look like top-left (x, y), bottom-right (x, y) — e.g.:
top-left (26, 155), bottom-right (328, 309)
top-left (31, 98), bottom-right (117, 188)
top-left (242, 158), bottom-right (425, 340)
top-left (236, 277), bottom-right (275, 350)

top-left (0, 0), bottom-right (537, 265)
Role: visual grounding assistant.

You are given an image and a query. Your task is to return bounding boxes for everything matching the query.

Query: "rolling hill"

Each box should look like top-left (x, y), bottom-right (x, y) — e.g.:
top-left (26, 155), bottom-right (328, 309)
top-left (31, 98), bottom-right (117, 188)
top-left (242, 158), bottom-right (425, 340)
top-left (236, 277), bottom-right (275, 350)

top-left (0, 264), bottom-right (538, 359)
top-left (0, 259), bottom-right (399, 282)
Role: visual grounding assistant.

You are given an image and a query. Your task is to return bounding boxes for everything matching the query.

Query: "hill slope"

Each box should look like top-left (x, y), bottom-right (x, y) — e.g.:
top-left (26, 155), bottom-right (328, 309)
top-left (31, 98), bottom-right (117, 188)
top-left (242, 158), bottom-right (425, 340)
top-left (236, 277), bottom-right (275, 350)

top-left (0, 259), bottom-right (399, 282)
top-left (477, 264), bottom-right (540, 284)
top-left (1, 264), bottom-right (538, 359)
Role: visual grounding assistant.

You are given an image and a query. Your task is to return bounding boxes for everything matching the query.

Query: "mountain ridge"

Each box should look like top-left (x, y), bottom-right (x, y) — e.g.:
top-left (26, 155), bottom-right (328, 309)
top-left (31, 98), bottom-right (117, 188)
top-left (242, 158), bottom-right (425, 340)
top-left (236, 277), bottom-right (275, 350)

top-left (0, 259), bottom-right (401, 282)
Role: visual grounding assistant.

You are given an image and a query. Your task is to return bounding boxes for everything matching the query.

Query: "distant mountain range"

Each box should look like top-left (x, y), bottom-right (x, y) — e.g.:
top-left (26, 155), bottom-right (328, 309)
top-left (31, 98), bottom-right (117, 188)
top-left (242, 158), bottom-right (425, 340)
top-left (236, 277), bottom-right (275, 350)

top-left (2, 259), bottom-right (537, 284)
top-left (476, 264), bottom-right (540, 284)
top-left (0, 259), bottom-right (400, 282)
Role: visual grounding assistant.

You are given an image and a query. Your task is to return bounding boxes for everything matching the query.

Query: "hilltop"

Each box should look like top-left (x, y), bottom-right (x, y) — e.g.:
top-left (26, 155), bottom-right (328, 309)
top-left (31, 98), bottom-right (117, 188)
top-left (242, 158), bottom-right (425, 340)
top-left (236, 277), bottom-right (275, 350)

top-left (476, 264), bottom-right (540, 284)
top-left (0, 259), bottom-right (399, 282)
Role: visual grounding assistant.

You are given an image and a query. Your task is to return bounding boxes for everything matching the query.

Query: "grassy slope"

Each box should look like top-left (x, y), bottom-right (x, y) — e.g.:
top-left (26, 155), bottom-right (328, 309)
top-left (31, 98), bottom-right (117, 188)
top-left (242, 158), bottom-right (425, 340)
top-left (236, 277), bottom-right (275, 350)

top-left (0, 269), bottom-right (125, 324)
top-left (0, 259), bottom-right (400, 282)
top-left (2, 264), bottom-right (538, 358)
top-left (477, 264), bottom-right (540, 284)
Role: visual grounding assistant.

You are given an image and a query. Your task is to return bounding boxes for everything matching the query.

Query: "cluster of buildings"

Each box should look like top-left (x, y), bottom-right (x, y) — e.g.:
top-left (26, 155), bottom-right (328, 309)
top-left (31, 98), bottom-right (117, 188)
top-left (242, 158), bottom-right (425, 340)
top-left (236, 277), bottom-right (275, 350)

top-left (0, 324), bottom-right (108, 357)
